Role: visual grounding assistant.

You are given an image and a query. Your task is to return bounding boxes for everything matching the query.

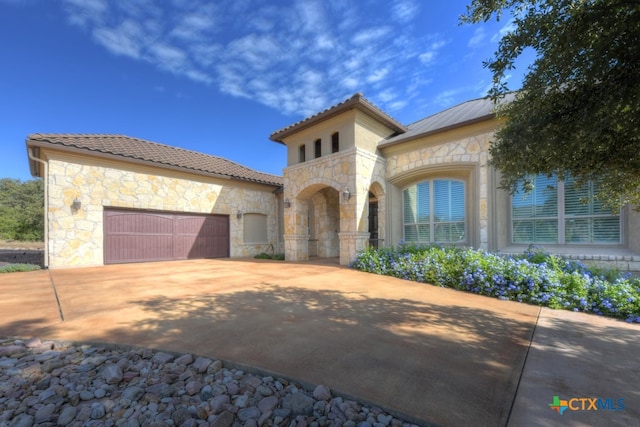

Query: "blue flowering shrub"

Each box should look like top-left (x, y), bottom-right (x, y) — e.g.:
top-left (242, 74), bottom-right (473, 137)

top-left (350, 244), bottom-right (640, 323)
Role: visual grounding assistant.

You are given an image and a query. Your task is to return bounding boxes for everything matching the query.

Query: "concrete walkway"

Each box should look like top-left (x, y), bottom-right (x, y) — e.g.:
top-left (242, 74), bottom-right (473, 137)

top-left (0, 259), bottom-right (637, 426)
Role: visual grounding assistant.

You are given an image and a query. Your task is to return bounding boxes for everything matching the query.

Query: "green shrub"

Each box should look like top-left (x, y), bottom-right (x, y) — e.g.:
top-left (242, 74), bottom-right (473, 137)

top-left (0, 263), bottom-right (41, 273)
top-left (254, 252), bottom-right (272, 259)
top-left (254, 252), bottom-right (285, 261)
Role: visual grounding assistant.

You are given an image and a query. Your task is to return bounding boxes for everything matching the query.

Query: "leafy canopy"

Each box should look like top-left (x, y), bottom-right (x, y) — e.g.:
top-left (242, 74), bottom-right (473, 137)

top-left (461, 0), bottom-right (640, 209)
top-left (0, 178), bottom-right (44, 241)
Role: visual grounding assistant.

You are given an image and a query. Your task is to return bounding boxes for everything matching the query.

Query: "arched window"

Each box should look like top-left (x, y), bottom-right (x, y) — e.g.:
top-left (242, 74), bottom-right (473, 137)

top-left (299, 144), bottom-right (306, 163)
top-left (314, 139), bottom-right (322, 158)
top-left (331, 132), bottom-right (339, 153)
top-left (403, 179), bottom-right (465, 243)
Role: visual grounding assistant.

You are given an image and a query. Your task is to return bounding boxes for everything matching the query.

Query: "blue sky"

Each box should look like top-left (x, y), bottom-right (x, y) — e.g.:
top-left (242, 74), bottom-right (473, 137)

top-left (1, 0), bottom-right (529, 181)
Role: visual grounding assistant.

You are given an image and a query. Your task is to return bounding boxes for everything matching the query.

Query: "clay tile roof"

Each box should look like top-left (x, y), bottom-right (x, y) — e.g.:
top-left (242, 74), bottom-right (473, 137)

top-left (269, 92), bottom-right (407, 143)
top-left (27, 134), bottom-right (283, 187)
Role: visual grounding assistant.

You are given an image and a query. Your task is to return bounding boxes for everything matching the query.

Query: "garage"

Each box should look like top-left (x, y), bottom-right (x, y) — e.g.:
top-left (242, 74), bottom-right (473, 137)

top-left (104, 208), bottom-right (229, 264)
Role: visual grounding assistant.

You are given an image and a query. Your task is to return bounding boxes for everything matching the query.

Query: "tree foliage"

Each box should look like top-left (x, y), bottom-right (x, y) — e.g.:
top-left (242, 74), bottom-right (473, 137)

top-left (462, 0), bottom-right (640, 209)
top-left (0, 178), bottom-right (44, 241)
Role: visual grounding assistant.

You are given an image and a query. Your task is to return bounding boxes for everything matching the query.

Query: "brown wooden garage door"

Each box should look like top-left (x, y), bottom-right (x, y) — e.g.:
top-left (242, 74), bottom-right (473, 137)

top-left (104, 209), bottom-right (229, 264)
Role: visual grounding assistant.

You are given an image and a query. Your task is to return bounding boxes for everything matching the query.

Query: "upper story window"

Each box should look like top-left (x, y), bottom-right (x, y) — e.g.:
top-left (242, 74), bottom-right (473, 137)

top-left (331, 132), bottom-right (339, 153)
top-left (403, 179), bottom-right (466, 244)
top-left (314, 139), bottom-right (322, 158)
top-left (299, 144), bottom-right (306, 163)
top-left (511, 174), bottom-right (620, 244)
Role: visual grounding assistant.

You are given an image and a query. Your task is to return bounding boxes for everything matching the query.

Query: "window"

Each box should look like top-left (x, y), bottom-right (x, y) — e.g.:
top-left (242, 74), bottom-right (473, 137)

top-left (331, 132), bottom-right (339, 153)
top-left (403, 179), bottom-right (465, 243)
top-left (511, 175), bottom-right (620, 244)
top-left (243, 213), bottom-right (268, 243)
top-left (299, 144), bottom-right (306, 162)
top-left (511, 175), bottom-right (558, 243)
top-left (314, 139), bottom-right (321, 158)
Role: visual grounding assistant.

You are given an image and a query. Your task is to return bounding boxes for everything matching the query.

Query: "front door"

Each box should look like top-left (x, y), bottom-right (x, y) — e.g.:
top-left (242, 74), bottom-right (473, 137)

top-left (368, 200), bottom-right (379, 248)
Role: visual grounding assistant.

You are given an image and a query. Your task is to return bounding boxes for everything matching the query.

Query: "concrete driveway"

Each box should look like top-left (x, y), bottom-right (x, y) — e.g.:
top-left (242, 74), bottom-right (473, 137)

top-left (1, 259), bottom-right (638, 426)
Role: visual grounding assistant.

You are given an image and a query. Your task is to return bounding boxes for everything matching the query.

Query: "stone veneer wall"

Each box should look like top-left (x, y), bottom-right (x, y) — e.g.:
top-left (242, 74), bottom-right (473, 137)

top-left (45, 152), bottom-right (279, 268)
top-left (383, 125), bottom-right (495, 249)
top-left (283, 147), bottom-right (386, 264)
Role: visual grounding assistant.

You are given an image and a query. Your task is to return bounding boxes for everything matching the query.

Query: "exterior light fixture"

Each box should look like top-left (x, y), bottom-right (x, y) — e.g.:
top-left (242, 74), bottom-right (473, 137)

top-left (342, 188), bottom-right (351, 202)
top-left (237, 211), bottom-right (242, 219)
top-left (71, 198), bottom-right (82, 211)
top-left (284, 198), bottom-right (291, 208)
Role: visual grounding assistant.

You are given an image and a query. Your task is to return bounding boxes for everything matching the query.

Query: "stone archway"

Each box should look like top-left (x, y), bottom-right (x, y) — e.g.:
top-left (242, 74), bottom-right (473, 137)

top-left (283, 183), bottom-right (341, 262)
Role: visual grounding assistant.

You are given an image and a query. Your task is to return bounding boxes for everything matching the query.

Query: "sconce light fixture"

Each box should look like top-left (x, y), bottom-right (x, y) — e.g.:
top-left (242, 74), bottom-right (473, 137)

top-left (71, 198), bottom-right (82, 211)
top-left (284, 198), bottom-right (291, 208)
top-left (237, 211), bottom-right (242, 219)
top-left (342, 187), bottom-right (351, 202)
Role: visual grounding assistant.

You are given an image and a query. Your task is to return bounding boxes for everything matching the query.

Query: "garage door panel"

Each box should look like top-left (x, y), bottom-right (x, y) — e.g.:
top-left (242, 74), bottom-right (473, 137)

top-left (104, 209), bottom-right (229, 264)
top-left (105, 211), bottom-right (173, 234)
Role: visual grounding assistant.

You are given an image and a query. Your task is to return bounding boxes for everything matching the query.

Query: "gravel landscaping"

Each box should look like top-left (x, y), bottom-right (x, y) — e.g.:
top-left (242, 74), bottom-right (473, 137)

top-left (0, 338), bottom-right (419, 427)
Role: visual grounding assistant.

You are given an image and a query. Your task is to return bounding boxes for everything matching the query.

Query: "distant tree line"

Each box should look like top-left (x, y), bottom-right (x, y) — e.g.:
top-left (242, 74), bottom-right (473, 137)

top-left (0, 178), bottom-right (44, 241)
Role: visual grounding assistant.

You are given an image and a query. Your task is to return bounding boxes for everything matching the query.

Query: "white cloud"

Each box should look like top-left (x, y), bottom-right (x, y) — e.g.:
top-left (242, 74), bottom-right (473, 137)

top-left (432, 89), bottom-right (462, 107)
top-left (149, 43), bottom-right (188, 73)
top-left (418, 40), bottom-right (447, 65)
top-left (352, 27), bottom-right (391, 45)
top-left (52, 0), bottom-right (447, 117)
top-left (468, 27), bottom-right (486, 48)
top-left (391, 0), bottom-right (418, 24)
top-left (367, 68), bottom-right (389, 83)
top-left (92, 20), bottom-right (145, 59)
top-left (491, 20), bottom-right (516, 43)
top-left (62, 0), bottom-right (107, 27)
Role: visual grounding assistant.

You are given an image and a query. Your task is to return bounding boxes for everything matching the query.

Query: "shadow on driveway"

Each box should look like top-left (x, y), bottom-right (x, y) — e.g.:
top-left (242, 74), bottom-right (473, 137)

top-left (0, 260), bottom-right (543, 426)
top-left (103, 283), bottom-right (535, 426)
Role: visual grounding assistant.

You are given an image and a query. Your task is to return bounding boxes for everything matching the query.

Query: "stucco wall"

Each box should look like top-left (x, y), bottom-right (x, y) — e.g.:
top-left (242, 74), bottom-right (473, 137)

top-left (44, 150), bottom-right (279, 268)
top-left (282, 111), bottom-right (356, 166)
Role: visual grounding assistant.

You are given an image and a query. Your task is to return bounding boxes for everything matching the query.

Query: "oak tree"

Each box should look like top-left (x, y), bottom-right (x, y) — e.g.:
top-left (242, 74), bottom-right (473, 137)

top-left (462, 0), bottom-right (640, 209)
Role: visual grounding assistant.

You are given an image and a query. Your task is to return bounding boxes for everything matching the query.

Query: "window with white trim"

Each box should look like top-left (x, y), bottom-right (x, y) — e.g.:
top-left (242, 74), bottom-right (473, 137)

top-left (403, 179), bottom-right (465, 243)
top-left (511, 174), bottom-right (620, 244)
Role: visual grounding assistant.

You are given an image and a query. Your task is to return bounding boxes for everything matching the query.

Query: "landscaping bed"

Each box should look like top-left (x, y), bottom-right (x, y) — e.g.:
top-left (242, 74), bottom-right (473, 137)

top-left (351, 244), bottom-right (640, 323)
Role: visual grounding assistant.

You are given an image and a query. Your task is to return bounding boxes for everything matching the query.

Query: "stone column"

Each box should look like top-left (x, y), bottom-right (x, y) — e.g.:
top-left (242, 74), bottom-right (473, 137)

top-left (283, 198), bottom-right (309, 261)
top-left (338, 231), bottom-right (370, 265)
top-left (284, 234), bottom-right (310, 261)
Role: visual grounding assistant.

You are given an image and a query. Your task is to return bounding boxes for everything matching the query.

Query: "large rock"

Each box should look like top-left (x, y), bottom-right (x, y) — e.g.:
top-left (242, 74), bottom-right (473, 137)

top-left (282, 393), bottom-right (315, 416)
top-left (211, 411), bottom-right (235, 427)
top-left (237, 406), bottom-right (260, 422)
top-left (100, 364), bottom-right (123, 384)
top-left (313, 385), bottom-right (332, 401)
top-left (152, 352), bottom-right (175, 364)
top-left (192, 357), bottom-right (212, 373)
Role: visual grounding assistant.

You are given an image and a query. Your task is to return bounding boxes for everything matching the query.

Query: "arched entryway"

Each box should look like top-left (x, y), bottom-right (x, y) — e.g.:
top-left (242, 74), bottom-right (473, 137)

top-left (284, 183), bottom-right (341, 262)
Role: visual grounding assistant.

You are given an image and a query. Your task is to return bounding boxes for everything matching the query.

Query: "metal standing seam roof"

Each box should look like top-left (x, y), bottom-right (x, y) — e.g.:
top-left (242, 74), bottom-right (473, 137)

top-left (269, 92), bottom-right (408, 143)
top-left (26, 134), bottom-right (283, 187)
top-left (380, 93), bottom-right (515, 147)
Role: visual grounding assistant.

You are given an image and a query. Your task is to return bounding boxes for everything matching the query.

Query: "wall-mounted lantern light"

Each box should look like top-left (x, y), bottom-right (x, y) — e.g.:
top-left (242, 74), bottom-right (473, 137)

top-left (284, 198), bottom-right (291, 208)
top-left (71, 198), bottom-right (82, 211)
top-left (342, 188), bottom-right (351, 202)
top-left (237, 211), bottom-right (242, 219)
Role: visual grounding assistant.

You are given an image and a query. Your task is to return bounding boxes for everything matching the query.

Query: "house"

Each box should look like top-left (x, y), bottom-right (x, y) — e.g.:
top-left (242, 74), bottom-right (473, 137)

top-left (26, 134), bottom-right (284, 267)
top-left (27, 93), bottom-right (640, 272)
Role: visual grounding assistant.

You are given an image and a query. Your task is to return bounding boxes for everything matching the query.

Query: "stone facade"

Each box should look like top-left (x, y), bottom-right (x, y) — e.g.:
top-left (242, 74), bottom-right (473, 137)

top-left (282, 146), bottom-right (386, 265)
top-left (45, 151), bottom-right (280, 268)
top-left (382, 123), bottom-right (495, 250)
